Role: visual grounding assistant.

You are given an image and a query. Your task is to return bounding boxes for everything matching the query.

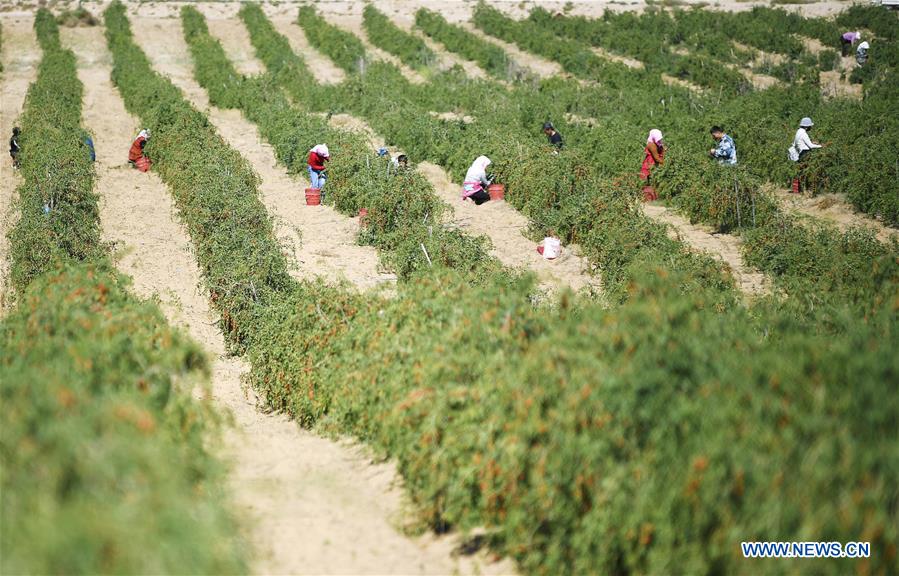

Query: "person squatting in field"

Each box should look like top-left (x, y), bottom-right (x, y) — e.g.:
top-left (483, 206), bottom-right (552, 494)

top-left (128, 128), bottom-right (150, 167)
top-left (640, 129), bottom-right (665, 179)
top-left (709, 126), bottom-right (737, 165)
top-left (543, 122), bottom-right (563, 150)
top-left (461, 155), bottom-right (493, 205)
top-left (9, 127), bottom-right (20, 169)
top-left (841, 31), bottom-right (861, 57)
top-left (307, 144), bottom-right (330, 194)
top-left (856, 41), bottom-right (869, 66)
top-left (788, 117), bottom-right (824, 194)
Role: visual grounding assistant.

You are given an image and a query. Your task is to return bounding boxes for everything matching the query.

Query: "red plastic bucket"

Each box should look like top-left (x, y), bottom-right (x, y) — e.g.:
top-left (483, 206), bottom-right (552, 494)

top-left (305, 188), bottom-right (321, 206)
top-left (642, 186), bottom-right (658, 202)
top-left (135, 156), bottom-right (151, 172)
top-left (488, 183), bottom-right (505, 201)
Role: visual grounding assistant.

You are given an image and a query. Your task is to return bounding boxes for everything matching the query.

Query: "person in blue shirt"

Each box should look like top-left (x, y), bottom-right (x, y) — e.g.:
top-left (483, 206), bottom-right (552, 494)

top-left (708, 126), bottom-right (736, 165)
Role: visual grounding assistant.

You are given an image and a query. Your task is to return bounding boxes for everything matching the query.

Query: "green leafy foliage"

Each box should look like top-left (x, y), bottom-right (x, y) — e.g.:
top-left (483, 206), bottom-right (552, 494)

top-left (415, 8), bottom-right (513, 80)
top-left (176, 8), bottom-right (899, 576)
top-left (298, 5), bottom-right (366, 74)
top-left (1, 263), bottom-right (246, 575)
top-left (363, 5), bottom-right (435, 70)
top-left (8, 10), bottom-right (102, 293)
top-left (184, 5), bottom-right (498, 282)
top-left (106, 1), bottom-right (295, 351)
top-left (2, 10), bottom-right (246, 573)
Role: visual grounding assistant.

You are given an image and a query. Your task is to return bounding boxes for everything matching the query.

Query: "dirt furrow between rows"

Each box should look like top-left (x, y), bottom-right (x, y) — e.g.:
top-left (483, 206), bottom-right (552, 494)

top-left (774, 188), bottom-right (899, 244)
top-left (64, 22), bottom-right (510, 576)
top-left (216, 12), bottom-right (598, 294)
top-left (0, 16), bottom-right (39, 314)
top-left (134, 14), bottom-right (393, 292)
top-left (642, 203), bottom-right (771, 297)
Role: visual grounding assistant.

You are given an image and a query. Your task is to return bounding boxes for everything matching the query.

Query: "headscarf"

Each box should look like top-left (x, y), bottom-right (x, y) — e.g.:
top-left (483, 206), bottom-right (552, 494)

top-left (647, 129), bottom-right (663, 145)
top-left (464, 155), bottom-right (491, 183)
top-left (311, 144), bottom-right (330, 158)
top-left (857, 41), bottom-right (869, 51)
top-left (138, 129), bottom-right (150, 140)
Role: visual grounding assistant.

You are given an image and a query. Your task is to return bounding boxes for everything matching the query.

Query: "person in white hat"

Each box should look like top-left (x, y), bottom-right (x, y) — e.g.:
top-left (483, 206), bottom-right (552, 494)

top-left (788, 118), bottom-right (823, 194)
top-left (856, 41), bottom-right (869, 66)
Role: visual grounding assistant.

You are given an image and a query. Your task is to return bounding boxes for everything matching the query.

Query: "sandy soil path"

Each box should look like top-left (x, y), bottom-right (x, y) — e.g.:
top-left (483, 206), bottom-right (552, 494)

top-left (418, 161), bottom-right (602, 293)
top-left (63, 23), bottom-right (513, 576)
top-left (459, 20), bottom-right (563, 80)
top-left (774, 189), bottom-right (899, 244)
top-left (325, 111), bottom-right (601, 294)
top-left (642, 203), bottom-right (771, 296)
top-left (325, 11), bottom-right (427, 84)
top-left (271, 14), bottom-right (347, 84)
top-left (202, 12), bottom-right (265, 76)
top-left (132, 13), bottom-right (393, 292)
top-left (798, 35), bottom-right (862, 99)
top-left (0, 16), bottom-right (38, 314)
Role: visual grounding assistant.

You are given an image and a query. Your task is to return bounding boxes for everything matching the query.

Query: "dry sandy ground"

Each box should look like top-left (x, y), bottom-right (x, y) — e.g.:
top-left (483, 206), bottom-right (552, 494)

top-left (0, 16), bottom-right (38, 315)
top-left (131, 11), bottom-right (396, 292)
top-left (642, 203), bottom-right (771, 296)
top-left (775, 188), bottom-right (899, 244)
top-left (60, 21), bottom-right (513, 576)
top-left (219, 8), bottom-right (601, 294)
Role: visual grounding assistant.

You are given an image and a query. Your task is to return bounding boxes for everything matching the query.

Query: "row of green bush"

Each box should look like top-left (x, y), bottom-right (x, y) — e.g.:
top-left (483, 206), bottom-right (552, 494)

top-left (396, 3), bottom-right (899, 308)
top-left (178, 8), bottom-right (899, 574)
top-left (290, 5), bottom-right (732, 303)
top-left (503, 5), bottom-right (899, 226)
top-left (186, 5), bottom-right (498, 282)
top-left (362, 4), bottom-right (435, 71)
top-left (1, 10), bottom-right (246, 573)
top-left (299, 5), bottom-right (899, 312)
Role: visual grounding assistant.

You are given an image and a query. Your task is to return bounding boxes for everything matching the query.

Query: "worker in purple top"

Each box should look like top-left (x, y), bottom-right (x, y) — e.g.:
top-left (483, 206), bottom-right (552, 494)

top-left (840, 31), bottom-right (861, 57)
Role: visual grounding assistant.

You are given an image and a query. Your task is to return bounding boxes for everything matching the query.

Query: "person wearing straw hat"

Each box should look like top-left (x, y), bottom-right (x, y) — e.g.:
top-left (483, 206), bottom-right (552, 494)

top-left (788, 117), bottom-right (823, 194)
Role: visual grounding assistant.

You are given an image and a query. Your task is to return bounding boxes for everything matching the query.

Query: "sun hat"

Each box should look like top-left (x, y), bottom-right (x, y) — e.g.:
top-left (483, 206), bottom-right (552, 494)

top-left (799, 117), bottom-right (814, 128)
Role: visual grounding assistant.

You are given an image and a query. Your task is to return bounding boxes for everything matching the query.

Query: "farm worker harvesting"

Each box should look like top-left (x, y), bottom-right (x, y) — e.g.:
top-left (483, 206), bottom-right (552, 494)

top-left (708, 126), bottom-right (737, 165)
top-left (307, 144), bottom-right (330, 192)
top-left (392, 154), bottom-right (408, 170)
top-left (840, 31), bottom-right (861, 57)
top-left (9, 127), bottom-right (20, 169)
top-left (640, 129), bottom-right (665, 200)
top-left (856, 41), bottom-right (869, 66)
top-left (787, 117), bottom-right (824, 194)
top-left (543, 122), bottom-right (563, 150)
top-left (128, 128), bottom-right (150, 167)
top-left (461, 155), bottom-right (493, 205)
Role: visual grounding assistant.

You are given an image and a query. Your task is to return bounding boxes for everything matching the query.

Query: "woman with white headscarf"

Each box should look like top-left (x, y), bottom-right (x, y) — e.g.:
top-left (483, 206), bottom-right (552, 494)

top-left (128, 128), bottom-right (150, 167)
top-left (640, 129), bottom-right (665, 183)
top-left (461, 155), bottom-right (493, 205)
top-left (307, 144), bottom-right (330, 192)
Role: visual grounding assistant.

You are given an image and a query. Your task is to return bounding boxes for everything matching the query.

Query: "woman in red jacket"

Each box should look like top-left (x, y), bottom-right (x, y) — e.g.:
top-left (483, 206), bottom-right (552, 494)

top-left (307, 144), bottom-right (330, 193)
top-left (128, 129), bottom-right (150, 167)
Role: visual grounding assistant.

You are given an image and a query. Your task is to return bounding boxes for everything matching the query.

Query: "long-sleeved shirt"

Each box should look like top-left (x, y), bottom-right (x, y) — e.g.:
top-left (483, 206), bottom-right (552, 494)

top-left (842, 32), bottom-right (860, 43)
top-left (792, 128), bottom-right (822, 154)
top-left (713, 134), bottom-right (737, 165)
top-left (308, 151), bottom-right (327, 171)
top-left (128, 135), bottom-right (147, 162)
